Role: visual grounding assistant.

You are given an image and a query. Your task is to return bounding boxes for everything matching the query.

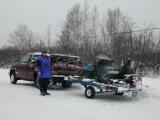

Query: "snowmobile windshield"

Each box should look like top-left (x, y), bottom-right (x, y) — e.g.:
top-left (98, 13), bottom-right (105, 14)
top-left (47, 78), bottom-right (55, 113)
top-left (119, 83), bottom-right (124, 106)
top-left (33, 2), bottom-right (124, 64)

top-left (102, 65), bottom-right (120, 74)
top-left (96, 64), bottom-right (120, 81)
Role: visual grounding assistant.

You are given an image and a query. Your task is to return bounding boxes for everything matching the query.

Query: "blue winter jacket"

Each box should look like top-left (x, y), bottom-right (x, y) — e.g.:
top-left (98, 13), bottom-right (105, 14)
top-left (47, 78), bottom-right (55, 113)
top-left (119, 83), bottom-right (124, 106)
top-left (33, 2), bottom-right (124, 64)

top-left (36, 55), bottom-right (52, 78)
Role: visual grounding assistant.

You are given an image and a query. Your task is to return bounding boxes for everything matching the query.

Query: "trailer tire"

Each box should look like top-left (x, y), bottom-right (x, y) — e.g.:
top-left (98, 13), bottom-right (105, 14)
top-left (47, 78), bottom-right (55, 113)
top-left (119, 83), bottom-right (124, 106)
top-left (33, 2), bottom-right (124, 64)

top-left (85, 86), bottom-right (95, 99)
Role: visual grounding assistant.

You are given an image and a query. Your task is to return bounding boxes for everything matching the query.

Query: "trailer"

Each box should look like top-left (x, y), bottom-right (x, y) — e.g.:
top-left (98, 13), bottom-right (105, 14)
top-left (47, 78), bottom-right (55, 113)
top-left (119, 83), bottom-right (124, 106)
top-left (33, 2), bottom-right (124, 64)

top-left (72, 54), bottom-right (143, 98)
top-left (72, 74), bottom-right (142, 98)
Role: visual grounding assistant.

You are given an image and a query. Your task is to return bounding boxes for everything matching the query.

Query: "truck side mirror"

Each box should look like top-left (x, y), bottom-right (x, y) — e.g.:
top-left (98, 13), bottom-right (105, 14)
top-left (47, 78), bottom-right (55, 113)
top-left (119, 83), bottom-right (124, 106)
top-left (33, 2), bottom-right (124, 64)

top-left (31, 59), bottom-right (36, 63)
top-left (28, 61), bottom-right (34, 67)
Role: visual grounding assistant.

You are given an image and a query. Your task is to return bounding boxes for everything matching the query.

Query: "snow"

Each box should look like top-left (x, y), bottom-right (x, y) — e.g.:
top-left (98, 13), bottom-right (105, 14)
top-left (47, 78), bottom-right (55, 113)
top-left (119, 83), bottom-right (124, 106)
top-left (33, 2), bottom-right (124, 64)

top-left (0, 69), bottom-right (160, 120)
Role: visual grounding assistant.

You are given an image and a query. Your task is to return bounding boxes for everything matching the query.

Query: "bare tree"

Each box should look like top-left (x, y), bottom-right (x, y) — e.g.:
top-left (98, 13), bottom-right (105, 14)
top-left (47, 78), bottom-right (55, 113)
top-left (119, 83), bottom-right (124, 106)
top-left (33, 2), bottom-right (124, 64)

top-left (2, 3), bottom-right (160, 75)
top-left (45, 25), bottom-right (52, 49)
top-left (101, 8), bottom-right (134, 63)
top-left (8, 24), bottom-right (35, 53)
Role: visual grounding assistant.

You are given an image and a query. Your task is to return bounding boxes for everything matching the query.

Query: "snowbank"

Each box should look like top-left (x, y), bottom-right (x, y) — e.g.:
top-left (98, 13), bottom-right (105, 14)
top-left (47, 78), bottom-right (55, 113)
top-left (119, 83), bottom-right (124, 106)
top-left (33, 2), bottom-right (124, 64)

top-left (0, 69), bottom-right (160, 120)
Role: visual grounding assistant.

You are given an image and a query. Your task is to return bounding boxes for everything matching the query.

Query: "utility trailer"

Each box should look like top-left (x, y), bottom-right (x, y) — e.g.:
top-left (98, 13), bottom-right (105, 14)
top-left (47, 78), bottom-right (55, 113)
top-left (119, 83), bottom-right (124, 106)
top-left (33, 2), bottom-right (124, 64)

top-left (72, 54), bottom-right (142, 98)
top-left (73, 74), bottom-right (142, 98)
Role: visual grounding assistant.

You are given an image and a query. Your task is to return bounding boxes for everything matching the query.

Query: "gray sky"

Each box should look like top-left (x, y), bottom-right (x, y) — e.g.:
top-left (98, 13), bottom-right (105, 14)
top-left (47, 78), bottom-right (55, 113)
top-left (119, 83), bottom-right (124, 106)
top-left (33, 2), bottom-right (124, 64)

top-left (0, 0), bottom-right (160, 47)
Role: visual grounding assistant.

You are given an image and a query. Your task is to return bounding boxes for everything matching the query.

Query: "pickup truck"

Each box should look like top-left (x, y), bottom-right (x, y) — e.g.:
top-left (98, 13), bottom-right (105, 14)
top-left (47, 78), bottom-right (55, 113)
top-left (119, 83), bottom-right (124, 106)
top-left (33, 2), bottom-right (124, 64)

top-left (9, 52), bottom-right (82, 88)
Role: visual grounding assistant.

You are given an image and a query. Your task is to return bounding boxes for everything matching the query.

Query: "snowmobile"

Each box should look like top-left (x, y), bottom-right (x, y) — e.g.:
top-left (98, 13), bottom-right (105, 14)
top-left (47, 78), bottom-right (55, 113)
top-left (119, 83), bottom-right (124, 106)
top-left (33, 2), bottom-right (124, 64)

top-left (73, 54), bottom-right (142, 98)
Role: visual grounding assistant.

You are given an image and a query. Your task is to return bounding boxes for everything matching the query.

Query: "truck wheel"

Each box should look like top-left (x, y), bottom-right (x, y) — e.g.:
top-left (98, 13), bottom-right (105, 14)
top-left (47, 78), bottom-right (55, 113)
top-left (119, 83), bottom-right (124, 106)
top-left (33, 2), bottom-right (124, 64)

top-left (10, 73), bottom-right (17, 84)
top-left (85, 86), bottom-right (95, 99)
top-left (67, 81), bottom-right (72, 88)
top-left (62, 81), bottom-right (72, 88)
top-left (62, 81), bottom-right (67, 88)
top-left (34, 73), bottom-right (40, 89)
top-left (34, 78), bottom-right (40, 89)
top-left (115, 92), bottom-right (124, 95)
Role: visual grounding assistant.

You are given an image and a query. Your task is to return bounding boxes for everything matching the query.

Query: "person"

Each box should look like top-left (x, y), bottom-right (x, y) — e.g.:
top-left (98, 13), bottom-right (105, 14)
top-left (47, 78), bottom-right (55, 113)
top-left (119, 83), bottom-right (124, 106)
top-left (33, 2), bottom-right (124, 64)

top-left (36, 51), bottom-right (52, 96)
top-left (118, 59), bottom-right (134, 78)
top-left (115, 59), bottom-right (135, 87)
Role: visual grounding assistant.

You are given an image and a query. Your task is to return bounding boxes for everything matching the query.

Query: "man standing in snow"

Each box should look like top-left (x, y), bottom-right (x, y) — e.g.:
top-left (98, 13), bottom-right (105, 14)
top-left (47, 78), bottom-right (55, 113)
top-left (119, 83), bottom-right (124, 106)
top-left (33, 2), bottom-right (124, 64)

top-left (36, 51), bottom-right (52, 96)
top-left (118, 59), bottom-right (134, 78)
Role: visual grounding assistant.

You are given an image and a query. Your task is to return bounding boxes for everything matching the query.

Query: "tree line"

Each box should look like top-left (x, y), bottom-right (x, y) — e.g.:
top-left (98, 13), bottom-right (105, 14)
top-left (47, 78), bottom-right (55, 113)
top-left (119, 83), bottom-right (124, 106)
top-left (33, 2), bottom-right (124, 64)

top-left (0, 3), bottom-right (160, 75)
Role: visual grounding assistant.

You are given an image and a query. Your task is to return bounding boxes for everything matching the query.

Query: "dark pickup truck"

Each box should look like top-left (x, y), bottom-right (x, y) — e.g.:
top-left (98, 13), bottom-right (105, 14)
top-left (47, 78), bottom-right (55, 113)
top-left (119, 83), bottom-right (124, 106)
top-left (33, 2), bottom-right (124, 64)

top-left (9, 52), bottom-right (82, 88)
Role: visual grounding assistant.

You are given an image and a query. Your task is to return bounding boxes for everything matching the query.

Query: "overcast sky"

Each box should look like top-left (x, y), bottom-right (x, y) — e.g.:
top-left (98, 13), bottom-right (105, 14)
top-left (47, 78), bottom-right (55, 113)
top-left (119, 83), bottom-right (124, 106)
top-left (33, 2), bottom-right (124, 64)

top-left (0, 0), bottom-right (160, 47)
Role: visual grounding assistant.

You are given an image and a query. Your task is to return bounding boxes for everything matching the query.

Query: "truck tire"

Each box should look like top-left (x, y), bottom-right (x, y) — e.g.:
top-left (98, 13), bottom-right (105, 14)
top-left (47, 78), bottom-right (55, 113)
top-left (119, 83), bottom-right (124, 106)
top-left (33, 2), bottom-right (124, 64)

top-left (10, 73), bottom-right (17, 84)
top-left (62, 81), bottom-right (72, 88)
top-left (67, 81), bottom-right (72, 88)
top-left (34, 73), bottom-right (40, 89)
top-left (34, 78), bottom-right (40, 89)
top-left (62, 81), bottom-right (67, 88)
top-left (85, 86), bottom-right (95, 99)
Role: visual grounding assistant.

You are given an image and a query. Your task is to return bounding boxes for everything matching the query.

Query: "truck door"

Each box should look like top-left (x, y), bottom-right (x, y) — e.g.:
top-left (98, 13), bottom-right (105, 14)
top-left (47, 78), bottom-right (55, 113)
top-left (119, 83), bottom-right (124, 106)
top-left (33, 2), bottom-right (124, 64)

top-left (17, 54), bottom-right (31, 79)
top-left (26, 55), bottom-right (39, 80)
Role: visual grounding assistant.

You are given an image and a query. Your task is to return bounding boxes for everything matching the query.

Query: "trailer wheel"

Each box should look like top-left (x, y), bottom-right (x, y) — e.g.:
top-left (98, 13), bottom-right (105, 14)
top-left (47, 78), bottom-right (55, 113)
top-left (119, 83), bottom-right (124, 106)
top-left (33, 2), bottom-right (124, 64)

top-left (115, 92), bottom-right (124, 95)
top-left (85, 86), bottom-right (95, 99)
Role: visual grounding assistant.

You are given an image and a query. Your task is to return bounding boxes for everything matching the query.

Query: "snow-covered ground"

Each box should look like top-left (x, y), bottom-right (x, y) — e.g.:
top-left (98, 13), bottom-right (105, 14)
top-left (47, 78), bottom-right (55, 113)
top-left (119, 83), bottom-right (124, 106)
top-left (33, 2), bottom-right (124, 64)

top-left (1, 69), bottom-right (160, 120)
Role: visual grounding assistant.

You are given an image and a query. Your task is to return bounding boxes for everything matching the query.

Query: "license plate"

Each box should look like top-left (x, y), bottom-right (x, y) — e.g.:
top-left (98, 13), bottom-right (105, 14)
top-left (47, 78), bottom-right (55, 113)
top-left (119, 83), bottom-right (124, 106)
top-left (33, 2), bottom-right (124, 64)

top-left (108, 71), bottom-right (119, 74)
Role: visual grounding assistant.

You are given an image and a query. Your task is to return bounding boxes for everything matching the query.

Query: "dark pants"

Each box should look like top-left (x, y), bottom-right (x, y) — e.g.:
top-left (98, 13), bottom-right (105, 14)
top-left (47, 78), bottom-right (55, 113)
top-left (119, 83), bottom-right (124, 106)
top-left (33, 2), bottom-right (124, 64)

top-left (39, 78), bottom-right (50, 93)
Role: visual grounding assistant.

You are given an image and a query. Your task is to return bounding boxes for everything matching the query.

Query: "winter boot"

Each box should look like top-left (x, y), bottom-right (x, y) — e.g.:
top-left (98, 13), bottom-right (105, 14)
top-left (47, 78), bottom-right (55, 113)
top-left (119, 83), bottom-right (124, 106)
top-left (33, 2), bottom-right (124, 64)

top-left (44, 92), bottom-right (51, 95)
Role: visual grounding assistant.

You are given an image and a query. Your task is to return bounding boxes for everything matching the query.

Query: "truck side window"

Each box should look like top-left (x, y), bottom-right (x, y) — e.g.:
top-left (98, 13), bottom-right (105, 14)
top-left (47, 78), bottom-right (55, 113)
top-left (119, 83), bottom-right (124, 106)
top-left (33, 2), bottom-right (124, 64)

top-left (31, 55), bottom-right (40, 66)
top-left (31, 55), bottom-right (39, 62)
top-left (20, 54), bottom-right (31, 64)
